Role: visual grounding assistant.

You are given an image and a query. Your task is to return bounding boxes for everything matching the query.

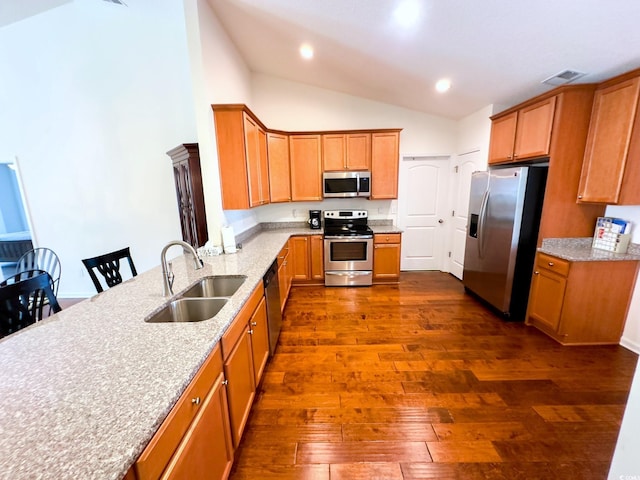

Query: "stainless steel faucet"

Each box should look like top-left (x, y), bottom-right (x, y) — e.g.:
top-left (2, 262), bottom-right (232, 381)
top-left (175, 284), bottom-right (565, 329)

top-left (161, 240), bottom-right (204, 297)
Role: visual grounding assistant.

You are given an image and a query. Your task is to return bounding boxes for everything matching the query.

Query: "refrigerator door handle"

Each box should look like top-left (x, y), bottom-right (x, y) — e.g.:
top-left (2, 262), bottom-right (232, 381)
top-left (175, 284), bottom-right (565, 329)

top-left (477, 190), bottom-right (490, 258)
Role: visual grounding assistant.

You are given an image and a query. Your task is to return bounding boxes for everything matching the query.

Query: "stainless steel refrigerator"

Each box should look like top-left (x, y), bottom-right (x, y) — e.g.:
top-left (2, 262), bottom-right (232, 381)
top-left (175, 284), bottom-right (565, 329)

top-left (462, 165), bottom-right (548, 320)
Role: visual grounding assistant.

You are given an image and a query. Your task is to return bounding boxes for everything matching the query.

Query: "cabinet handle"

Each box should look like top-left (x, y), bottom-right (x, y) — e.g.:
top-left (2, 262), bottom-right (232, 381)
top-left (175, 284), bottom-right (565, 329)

top-left (191, 397), bottom-right (201, 406)
top-left (248, 329), bottom-right (254, 335)
top-left (548, 262), bottom-right (554, 267)
top-left (251, 321), bottom-right (257, 326)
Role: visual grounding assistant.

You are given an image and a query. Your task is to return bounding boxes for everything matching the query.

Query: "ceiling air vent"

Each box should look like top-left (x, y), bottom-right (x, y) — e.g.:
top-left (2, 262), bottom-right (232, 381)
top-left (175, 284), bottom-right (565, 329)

top-left (102, 0), bottom-right (127, 5)
top-left (542, 70), bottom-right (587, 86)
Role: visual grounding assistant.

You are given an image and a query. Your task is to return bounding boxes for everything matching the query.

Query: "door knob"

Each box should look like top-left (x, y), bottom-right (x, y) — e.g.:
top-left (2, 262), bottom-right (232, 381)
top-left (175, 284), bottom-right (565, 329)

top-left (438, 219), bottom-right (444, 224)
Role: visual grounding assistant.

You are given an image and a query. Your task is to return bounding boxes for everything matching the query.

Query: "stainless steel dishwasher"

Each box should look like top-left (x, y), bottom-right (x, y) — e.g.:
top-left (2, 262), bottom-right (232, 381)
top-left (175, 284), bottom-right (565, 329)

top-left (263, 259), bottom-right (283, 356)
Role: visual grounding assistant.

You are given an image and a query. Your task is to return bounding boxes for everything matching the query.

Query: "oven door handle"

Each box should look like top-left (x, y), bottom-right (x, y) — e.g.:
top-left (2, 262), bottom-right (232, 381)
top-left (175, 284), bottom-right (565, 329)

top-left (325, 271), bottom-right (371, 276)
top-left (324, 235), bottom-right (374, 240)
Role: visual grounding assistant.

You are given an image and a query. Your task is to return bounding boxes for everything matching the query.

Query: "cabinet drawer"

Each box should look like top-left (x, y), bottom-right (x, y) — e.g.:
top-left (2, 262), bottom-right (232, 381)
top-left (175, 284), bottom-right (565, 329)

top-left (277, 245), bottom-right (289, 267)
top-left (535, 253), bottom-right (570, 276)
top-left (374, 233), bottom-right (401, 244)
top-left (136, 344), bottom-right (223, 480)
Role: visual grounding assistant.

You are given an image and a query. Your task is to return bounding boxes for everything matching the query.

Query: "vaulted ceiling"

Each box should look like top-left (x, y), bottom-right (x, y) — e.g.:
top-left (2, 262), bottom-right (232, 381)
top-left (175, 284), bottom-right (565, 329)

top-left (207, 0), bottom-right (640, 119)
top-left (3, 1), bottom-right (640, 120)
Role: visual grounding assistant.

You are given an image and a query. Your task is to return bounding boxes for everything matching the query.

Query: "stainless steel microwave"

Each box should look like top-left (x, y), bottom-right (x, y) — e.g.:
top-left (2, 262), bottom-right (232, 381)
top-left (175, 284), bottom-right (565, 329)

top-left (323, 171), bottom-right (371, 198)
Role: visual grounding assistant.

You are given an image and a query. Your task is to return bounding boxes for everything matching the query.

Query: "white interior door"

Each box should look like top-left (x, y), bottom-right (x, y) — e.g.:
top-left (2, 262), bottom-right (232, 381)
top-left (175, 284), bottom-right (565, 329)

top-left (448, 150), bottom-right (485, 279)
top-left (398, 156), bottom-right (450, 271)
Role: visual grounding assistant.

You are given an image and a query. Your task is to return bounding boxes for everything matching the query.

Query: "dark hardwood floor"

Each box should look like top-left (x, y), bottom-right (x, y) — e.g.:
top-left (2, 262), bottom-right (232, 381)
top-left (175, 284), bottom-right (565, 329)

top-left (230, 272), bottom-right (638, 480)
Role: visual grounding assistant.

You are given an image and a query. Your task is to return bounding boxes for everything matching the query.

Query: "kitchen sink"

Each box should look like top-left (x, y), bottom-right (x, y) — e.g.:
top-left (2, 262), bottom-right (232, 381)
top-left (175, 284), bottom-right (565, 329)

top-left (179, 275), bottom-right (247, 298)
top-left (145, 297), bottom-right (228, 323)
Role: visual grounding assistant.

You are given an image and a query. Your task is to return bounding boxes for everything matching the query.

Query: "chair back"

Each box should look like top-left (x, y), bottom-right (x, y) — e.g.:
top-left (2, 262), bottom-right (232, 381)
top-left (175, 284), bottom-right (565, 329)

top-left (82, 247), bottom-right (138, 293)
top-left (0, 272), bottom-right (62, 338)
top-left (16, 248), bottom-right (61, 296)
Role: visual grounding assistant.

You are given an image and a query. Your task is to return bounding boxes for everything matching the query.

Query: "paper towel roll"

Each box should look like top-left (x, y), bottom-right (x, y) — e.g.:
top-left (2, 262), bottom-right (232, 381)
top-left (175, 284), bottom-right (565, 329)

top-left (221, 225), bottom-right (237, 254)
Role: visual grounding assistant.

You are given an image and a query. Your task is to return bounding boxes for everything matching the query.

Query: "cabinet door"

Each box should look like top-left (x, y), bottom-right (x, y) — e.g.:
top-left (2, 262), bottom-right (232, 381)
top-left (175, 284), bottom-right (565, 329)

top-left (371, 131), bottom-right (400, 199)
top-left (243, 113), bottom-right (261, 207)
top-left (346, 133), bottom-right (371, 170)
top-left (267, 133), bottom-right (291, 203)
top-left (322, 134), bottom-right (346, 171)
top-left (310, 235), bottom-right (324, 280)
top-left (173, 162), bottom-right (196, 247)
top-left (258, 128), bottom-right (270, 204)
top-left (249, 297), bottom-right (269, 385)
top-left (578, 77), bottom-right (640, 204)
top-left (224, 328), bottom-right (255, 448)
top-left (528, 268), bottom-right (567, 332)
top-left (488, 112), bottom-right (518, 164)
top-left (289, 236), bottom-right (310, 281)
top-left (213, 108), bottom-right (251, 210)
top-left (290, 135), bottom-right (322, 201)
top-left (513, 97), bottom-right (556, 161)
top-left (373, 243), bottom-right (401, 281)
top-left (160, 371), bottom-right (233, 480)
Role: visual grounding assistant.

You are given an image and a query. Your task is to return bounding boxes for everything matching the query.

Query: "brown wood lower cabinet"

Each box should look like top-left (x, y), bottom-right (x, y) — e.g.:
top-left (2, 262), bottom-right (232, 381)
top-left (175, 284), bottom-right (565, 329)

top-left (526, 252), bottom-right (639, 345)
top-left (160, 370), bottom-right (233, 480)
top-left (134, 344), bottom-right (232, 480)
top-left (373, 233), bottom-right (401, 284)
top-left (290, 235), bottom-right (324, 285)
top-left (277, 242), bottom-right (293, 312)
top-left (133, 283), bottom-right (269, 480)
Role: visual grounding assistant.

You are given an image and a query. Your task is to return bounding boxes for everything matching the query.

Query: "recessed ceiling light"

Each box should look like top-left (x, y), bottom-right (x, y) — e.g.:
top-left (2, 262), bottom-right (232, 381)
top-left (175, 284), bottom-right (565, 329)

top-left (435, 78), bottom-right (451, 93)
top-left (299, 43), bottom-right (314, 60)
top-left (393, 0), bottom-right (421, 28)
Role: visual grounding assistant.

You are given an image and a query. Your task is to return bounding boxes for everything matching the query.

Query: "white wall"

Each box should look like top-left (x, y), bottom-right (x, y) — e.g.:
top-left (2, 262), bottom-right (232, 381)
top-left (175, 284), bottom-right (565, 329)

top-left (456, 104), bottom-right (494, 157)
top-left (183, 0), bottom-right (253, 246)
top-left (0, 0), bottom-right (197, 297)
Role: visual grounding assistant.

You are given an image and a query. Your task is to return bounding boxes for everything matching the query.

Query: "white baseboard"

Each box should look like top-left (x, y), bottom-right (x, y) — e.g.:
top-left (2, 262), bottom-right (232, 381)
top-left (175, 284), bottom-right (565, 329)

top-left (620, 336), bottom-right (640, 355)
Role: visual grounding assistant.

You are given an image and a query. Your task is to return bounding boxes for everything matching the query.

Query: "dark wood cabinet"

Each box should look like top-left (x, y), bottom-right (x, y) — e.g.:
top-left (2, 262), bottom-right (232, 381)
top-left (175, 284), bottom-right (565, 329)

top-left (166, 144), bottom-right (208, 248)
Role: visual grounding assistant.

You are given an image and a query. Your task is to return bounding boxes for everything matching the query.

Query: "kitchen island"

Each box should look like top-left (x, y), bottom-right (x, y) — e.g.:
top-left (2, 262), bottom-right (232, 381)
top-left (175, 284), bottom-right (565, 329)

top-left (0, 228), bottom-right (314, 480)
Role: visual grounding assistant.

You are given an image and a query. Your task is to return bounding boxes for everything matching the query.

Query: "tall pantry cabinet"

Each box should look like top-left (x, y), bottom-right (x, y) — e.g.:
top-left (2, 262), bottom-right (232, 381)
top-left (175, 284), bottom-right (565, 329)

top-left (166, 143), bottom-right (208, 248)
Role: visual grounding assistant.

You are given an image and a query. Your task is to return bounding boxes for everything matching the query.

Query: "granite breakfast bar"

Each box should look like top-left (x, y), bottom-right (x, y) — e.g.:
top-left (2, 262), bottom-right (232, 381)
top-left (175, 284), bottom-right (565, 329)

top-left (0, 228), bottom-right (313, 480)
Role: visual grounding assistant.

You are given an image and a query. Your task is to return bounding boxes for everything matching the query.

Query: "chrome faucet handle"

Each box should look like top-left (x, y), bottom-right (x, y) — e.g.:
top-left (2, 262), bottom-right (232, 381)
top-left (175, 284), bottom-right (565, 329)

top-left (167, 261), bottom-right (175, 290)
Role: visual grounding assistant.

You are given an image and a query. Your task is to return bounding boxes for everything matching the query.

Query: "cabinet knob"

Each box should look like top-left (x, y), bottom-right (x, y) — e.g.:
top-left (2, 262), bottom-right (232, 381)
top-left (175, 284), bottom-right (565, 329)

top-left (534, 271), bottom-right (539, 275)
top-left (248, 329), bottom-right (254, 335)
top-left (578, 195), bottom-right (583, 199)
top-left (548, 262), bottom-right (554, 266)
top-left (222, 380), bottom-right (228, 386)
top-left (191, 397), bottom-right (201, 406)
top-left (251, 321), bottom-right (257, 326)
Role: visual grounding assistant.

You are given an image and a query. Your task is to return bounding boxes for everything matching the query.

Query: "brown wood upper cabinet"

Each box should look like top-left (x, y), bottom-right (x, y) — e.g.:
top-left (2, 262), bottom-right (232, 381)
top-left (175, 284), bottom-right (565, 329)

top-left (488, 97), bottom-right (556, 164)
top-left (577, 74), bottom-right (640, 204)
top-left (289, 134), bottom-right (323, 201)
top-left (267, 132), bottom-right (291, 203)
top-left (212, 105), bottom-right (270, 210)
top-left (322, 133), bottom-right (371, 171)
top-left (371, 131), bottom-right (400, 199)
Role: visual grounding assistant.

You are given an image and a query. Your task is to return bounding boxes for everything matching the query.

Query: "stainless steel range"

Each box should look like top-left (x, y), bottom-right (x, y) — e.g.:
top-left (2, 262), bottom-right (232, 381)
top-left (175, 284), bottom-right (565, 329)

top-left (323, 209), bottom-right (374, 286)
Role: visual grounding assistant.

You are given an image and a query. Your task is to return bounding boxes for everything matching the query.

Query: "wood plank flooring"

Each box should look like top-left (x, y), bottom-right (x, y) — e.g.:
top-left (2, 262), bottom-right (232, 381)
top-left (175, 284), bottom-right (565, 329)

top-left (229, 272), bottom-right (638, 480)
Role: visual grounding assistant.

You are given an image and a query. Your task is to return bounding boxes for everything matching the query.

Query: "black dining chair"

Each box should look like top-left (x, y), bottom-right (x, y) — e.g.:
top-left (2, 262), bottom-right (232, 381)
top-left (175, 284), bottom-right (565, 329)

top-left (0, 272), bottom-right (62, 338)
top-left (82, 247), bottom-right (138, 293)
top-left (16, 247), bottom-right (61, 299)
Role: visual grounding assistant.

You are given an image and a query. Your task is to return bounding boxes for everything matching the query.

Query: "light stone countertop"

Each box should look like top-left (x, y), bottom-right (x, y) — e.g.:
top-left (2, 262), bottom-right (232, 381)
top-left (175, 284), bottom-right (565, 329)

top-left (0, 228), bottom-right (314, 480)
top-left (539, 237), bottom-right (640, 262)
